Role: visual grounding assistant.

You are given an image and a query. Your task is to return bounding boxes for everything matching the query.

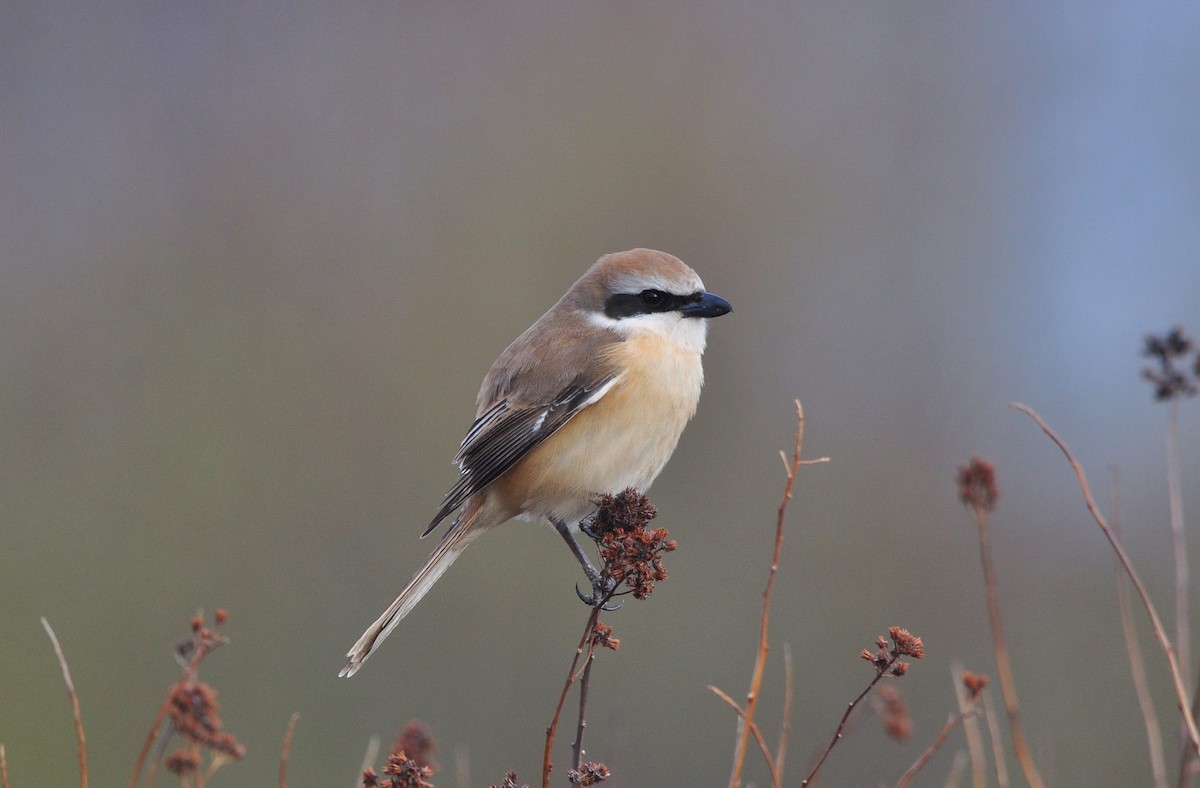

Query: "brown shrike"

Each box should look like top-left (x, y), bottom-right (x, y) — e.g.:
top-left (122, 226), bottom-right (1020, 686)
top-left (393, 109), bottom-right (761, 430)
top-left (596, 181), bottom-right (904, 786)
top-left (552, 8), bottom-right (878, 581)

top-left (340, 249), bottom-right (731, 676)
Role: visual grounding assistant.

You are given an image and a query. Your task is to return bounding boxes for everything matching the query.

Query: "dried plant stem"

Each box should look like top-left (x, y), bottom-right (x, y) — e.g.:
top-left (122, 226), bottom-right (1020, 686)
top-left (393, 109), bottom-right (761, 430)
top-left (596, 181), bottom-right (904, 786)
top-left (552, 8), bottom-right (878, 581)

top-left (454, 743), bottom-right (471, 788)
top-left (943, 752), bottom-right (969, 788)
top-left (969, 500), bottom-right (1045, 788)
top-left (1, 743), bottom-right (9, 788)
top-left (279, 712), bottom-right (300, 788)
top-left (1011, 402), bottom-right (1200, 755)
top-left (1167, 400), bottom-right (1190, 691)
top-left (542, 600), bottom-right (606, 788)
top-left (571, 650), bottom-right (597, 770)
top-left (801, 656), bottom-right (900, 786)
top-left (42, 618), bottom-right (88, 788)
top-left (982, 694), bottom-right (1009, 788)
top-left (775, 642), bottom-right (793, 778)
top-left (1110, 468), bottom-right (1169, 788)
top-left (1168, 400), bottom-right (1199, 788)
top-left (1181, 682), bottom-right (1200, 788)
top-left (728, 400), bottom-right (828, 788)
top-left (708, 686), bottom-right (780, 787)
top-left (895, 707), bottom-right (982, 788)
top-left (951, 662), bottom-right (986, 788)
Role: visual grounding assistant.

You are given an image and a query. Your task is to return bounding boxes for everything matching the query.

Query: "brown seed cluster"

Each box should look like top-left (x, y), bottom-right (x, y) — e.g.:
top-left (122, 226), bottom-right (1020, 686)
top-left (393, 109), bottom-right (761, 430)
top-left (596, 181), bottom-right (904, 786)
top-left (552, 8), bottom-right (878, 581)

top-left (861, 627), bottom-right (925, 677)
top-left (164, 749), bottom-right (201, 777)
top-left (161, 609), bottom-right (244, 776)
top-left (167, 681), bottom-right (245, 760)
top-left (364, 720), bottom-right (438, 787)
top-left (490, 771), bottom-right (527, 788)
top-left (567, 761), bottom-right (611, 785)
top-left (962, 670), bottom-right (990, 701)
top-left (589, 620), bottom-right (621, 651)
top-left (394, 720), bottom-right (437, 770)
top-left (957, 457), bottom-right (998, 515)
top-left (875, 684), bottom-right (912, 742)
top-left (590, 489), bottom-right (675, 600)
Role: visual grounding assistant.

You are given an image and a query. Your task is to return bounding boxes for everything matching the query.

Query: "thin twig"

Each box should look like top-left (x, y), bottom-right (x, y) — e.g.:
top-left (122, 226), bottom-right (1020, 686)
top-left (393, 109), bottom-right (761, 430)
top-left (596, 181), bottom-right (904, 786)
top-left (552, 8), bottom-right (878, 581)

top-left (454, 744), bottom-right (471, 788)
top-left (775, 642), bottom-right (793, 780)
top-left (896, 707), bottom-right (983, 788)
top-left (542, 599), bottom-right (607, 788)
top-left (967, 489), bottom-right (1045, 788)
top-left (42, 618), bottom-right (88, 788)
top-left (1182, 676), bottom-right (1200, 788)
top-left (982, 694), bottom-right (1009, 788)
top-left (708, 686), bottom-right (781, 788)
top-left (801, 655), bottom-right (900, 786)
top-left (1011, 402), bottom-right (1200, 755)
top-left (1110, 468), bottom-right (1169, 788)
top-left (729, 400), bottom-right (828, 788)
top-left (1167, 400), bottom-right (1190, 697)
top-left (571, 649), bottom-right (597, 770)
top-left (279, 712), bottom-right (300, 788)
top-left (1, 743), bottom-right (9, 788)
top-left (943, 751), bottom-right (969, 788)
top-left (950, 661), bottom-right (986, 788)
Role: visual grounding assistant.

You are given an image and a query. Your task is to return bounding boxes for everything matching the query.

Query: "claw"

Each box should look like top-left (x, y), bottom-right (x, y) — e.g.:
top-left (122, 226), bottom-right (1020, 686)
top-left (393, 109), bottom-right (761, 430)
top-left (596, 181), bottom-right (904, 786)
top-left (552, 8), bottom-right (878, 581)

top-left (574, 581), bottom-right (622, 610)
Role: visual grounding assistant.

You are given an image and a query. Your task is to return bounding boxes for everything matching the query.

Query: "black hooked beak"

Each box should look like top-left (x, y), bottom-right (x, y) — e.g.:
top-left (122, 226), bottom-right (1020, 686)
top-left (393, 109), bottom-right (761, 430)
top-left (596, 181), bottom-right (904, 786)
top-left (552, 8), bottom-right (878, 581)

top-left (680, 291), bottom-right (732, 319)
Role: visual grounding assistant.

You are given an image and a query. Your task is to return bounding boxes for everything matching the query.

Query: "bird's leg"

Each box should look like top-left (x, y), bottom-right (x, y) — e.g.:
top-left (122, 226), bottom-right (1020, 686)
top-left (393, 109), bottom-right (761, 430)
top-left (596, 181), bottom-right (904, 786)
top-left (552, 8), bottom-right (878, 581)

top-left (578, 510), bottom-right (602, 541)
top-left (551, 516), bottom-right (618, 608)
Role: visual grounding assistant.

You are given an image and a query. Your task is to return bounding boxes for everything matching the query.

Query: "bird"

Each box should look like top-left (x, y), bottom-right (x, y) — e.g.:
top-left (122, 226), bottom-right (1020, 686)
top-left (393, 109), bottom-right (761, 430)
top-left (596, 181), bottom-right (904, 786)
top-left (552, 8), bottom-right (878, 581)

top-left (340, 248), bottom-right (731, 676)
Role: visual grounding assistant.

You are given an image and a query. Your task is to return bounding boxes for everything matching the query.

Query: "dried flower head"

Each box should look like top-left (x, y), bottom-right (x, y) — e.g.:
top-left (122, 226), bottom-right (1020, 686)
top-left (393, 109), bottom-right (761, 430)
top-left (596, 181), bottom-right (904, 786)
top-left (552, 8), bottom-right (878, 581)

top-left (167, 681), bottom-right (246, 760)
top-left (380, 751), bottom-right (434, 788)
top-left (394, 720), bottom-right (437, 770)
top-left (145, 609), bottom-right (245, 786)
top-left (962, 670), bottom-right (990, 701)
top-left (589, 489), bottom-right (675, 600)
top-left (1142, 326), bottom-right (1199, 401)
top-left (363, 719), bottom-right (438, 787)
top-left (176, 610), bottom-right (229, 664)
top-left (875, 684), bottom-right (912, 742)
top-left (567, 761), bottom-right (611, 785)
top-left (587, 490), bottom-right (658, 538)
top-left (957, 457), bottom-right (998, 514)
top-left (589, 621), bottom-right (621, 651)
top-left (888, 627), bottom-right (925, 659)
top-left (862, 627), bottom-right (925, 676)
top-left (490, 771), bottom-right (527, 788)
top-left (165, 749), bottom-right (201, 776)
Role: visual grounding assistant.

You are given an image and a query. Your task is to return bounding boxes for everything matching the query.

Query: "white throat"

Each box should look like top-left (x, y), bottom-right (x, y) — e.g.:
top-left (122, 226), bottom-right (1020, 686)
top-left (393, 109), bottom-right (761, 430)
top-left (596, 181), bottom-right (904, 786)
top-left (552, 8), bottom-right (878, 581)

top-left (586, 310), bottom-right (709, 355)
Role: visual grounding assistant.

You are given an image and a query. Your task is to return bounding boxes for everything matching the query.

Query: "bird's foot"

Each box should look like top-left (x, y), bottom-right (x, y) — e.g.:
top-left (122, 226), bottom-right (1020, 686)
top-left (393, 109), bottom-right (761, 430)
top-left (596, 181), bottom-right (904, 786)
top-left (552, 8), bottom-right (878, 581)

top-left (579, 514), bottom-right (603, 541)
top-left (575, 576), bottom-right (621, 610)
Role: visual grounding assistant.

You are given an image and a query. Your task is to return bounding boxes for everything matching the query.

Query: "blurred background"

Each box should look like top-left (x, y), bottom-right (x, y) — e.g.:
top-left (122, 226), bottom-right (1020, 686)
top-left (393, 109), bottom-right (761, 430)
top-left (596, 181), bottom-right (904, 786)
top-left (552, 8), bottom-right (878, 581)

top-left (3, 2), bottom-right (1200, 786)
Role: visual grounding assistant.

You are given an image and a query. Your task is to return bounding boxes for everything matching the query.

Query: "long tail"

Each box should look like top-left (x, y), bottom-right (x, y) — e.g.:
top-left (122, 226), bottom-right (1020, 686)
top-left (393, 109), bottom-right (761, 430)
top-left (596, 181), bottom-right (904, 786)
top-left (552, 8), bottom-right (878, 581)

top-left (340, 510), bottom-right (485, 677)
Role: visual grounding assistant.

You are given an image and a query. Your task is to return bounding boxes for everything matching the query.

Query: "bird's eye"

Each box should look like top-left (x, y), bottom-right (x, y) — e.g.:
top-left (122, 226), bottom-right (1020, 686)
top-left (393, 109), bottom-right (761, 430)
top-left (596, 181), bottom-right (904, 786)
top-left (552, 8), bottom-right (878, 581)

top-left (639, 289), bottom-right (666, 306)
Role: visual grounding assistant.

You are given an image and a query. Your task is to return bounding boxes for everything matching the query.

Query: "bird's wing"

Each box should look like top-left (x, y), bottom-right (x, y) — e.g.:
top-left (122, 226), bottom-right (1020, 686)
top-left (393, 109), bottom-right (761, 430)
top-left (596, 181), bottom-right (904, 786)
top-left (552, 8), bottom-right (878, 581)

top-left (421, 372), bottom-right (620, 537)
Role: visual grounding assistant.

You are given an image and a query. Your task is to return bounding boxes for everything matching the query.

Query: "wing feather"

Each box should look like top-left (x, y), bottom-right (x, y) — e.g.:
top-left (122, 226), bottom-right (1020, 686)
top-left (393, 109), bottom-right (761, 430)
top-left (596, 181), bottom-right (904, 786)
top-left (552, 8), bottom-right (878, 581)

top-left (421, 374), bottom-right (619, 537)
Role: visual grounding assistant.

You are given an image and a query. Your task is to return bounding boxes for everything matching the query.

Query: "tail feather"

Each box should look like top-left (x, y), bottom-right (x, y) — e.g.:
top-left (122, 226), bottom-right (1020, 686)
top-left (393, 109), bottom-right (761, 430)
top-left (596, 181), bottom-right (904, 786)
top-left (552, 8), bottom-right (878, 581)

top-left (339, 514), bottom-right (483, 677)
